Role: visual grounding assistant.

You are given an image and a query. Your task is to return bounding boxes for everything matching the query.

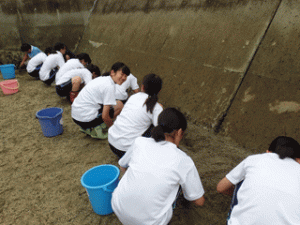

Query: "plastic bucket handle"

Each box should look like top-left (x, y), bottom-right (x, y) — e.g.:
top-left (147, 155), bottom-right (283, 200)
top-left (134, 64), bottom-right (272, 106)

top-left (103, 186), bottom-right (115, 193)
top-left (0, 81), bottom-right (19, 90)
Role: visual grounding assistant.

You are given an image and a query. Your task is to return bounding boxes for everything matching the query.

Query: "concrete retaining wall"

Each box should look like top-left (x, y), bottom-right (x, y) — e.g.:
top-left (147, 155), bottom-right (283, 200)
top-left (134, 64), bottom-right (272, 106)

top-left (77, 0), bottom-right (293, 150)
top-left (0, 0), bottom-right (95, 64)
top-left (2, 0), bottom-right (299, 150)
top-left (222, 0), bottom-right (300, 150)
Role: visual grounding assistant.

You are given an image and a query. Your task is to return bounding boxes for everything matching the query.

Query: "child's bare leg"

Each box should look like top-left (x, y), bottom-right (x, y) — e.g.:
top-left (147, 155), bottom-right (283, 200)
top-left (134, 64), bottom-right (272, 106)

top-left (71, 76), bottom-right (82, 92)
top-left (113, 100), bottom-right (124, 118)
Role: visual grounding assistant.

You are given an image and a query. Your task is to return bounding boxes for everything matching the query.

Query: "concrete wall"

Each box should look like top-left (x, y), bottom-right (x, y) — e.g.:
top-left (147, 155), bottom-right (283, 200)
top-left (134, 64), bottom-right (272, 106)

top-left (2, 0), bottom-right (299, 150)
top-left (222, 0), bottom-right (300, 150)
top-left (0, 0), bottom-right (95, 64)
top-left (77, 0), bottom-right (294, 150)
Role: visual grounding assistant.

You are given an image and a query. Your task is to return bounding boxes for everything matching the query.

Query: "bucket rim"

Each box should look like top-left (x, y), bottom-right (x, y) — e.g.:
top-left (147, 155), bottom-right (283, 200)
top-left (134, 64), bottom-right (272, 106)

top-left (0, 79), bottom-right (18, 84)
top-left (81, 164), bottom-right (120, 190)
top-left (0, 64), bottom-right (15, 68)
top-left (36, 107), bottom-right (63, 119)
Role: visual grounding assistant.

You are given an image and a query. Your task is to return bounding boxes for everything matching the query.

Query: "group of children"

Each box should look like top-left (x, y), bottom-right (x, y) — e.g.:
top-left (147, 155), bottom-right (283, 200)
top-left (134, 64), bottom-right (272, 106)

top-left (21, 43), bottom-right (300, 225)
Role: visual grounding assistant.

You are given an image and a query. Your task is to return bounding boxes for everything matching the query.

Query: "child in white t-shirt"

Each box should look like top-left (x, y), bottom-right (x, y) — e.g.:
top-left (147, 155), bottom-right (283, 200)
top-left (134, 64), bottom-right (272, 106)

top-left (39, 42), bottom-right (67, 85)
top-left (217, 136), bottom-right (300, 225)
top-left (71, 62), bottom-right (130, 139)
top-left (112, 108), bottom-right (205, 225)
top-left (101, 72), bottom-right (139, 103)
top-left (108, 74), bottom-right (163, 158)
top-left (27, 47), bottom-right (54, 79)
top-left (55, 64), bottom-right (100, 103)
top-left (115, 73), bottom-right (139, 103)
top-left (55, 53), bottom-right (92, 85)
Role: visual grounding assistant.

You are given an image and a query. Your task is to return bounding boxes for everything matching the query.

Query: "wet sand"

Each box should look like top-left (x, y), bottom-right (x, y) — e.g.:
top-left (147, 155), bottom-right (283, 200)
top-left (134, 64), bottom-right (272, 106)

top-left (0, 70), bottom-right (254, 224)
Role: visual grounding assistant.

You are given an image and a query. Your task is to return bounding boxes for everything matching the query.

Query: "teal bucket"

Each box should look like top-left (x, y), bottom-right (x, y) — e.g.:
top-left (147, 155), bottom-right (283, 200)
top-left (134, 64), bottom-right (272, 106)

top-left (81, 165), bottom-right (120, 215)
top-left (36, 107), bottom-right (63, 137)
top-left (0, 64), bottom-right (16, 79)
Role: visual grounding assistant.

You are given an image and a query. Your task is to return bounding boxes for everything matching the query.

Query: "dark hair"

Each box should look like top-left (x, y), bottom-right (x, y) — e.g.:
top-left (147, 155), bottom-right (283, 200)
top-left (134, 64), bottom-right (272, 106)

top-left (269, 136), bottom-right (300, 159)
top-left (143, 74), bottom-right (162, 113)
top-left (54, 42), bottom-right (66, 51)
top-left (77, 53), bottom-right (92, 64)
top-left (44, 47), bottom-right (55, 55)
top-left (151, 108), bottom-right (187, 142)
top-left (21, 43), bottom-right (31, 52)
top-left (86, 64), bottom-right (101, 77)
top-left (101, 72), bottom-right (110, 77)
top-left (101, 62), bottom-right (130, 77)
top-left (65, 49), bottom-right (76, 58)
top-left (111, 62), bottom-right (130, 76)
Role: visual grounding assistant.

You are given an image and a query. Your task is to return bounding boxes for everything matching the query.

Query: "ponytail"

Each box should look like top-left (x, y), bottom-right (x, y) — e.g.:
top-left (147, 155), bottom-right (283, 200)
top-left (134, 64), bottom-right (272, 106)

top-left (151, 108), bottom-right (187, 142)
top-left (151, 125), bottom-right (165, 142)
top-left (144, 94), bottom-right (158, 113)
top-left (142, 74), bottom-right (162, 113)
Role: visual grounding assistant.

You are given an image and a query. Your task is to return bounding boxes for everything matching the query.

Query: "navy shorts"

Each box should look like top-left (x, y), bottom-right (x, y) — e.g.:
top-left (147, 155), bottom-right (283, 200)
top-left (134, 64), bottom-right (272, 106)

top-left (56, 79), bottom-right (72, 97)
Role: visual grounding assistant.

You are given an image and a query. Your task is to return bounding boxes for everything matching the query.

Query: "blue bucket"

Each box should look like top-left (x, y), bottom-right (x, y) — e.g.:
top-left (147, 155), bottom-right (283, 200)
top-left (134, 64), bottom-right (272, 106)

top-left (81, 165), bottom-right (120, 215)
top-left (0, 64), bottom-right (16, 79)
top-left (36, 107), bottom-right (63, 137)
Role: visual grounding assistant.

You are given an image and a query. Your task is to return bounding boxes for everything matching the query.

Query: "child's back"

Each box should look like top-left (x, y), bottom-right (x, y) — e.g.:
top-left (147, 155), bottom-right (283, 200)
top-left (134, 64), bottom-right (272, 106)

top-left (39, 52), bottom-right (64, 81)
top-left (227, 152), bottom-right (300, 225)
top-left (108, 92), bottom-right (162, 151)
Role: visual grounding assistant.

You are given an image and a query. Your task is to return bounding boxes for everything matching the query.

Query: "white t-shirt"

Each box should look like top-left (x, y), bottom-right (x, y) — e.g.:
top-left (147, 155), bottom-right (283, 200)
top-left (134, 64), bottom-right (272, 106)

top-left (39, 51), bottom-right (65, 81)
top-left (26, 52), bottom-right (47, 73)
top-left (56, 68), bottom-right (92, 86)
top-left (108, 92), bottom-right (163, 151)
top-left (55, 58), bottom-right (84, 84)
top-left (112, 137), bottom-right (205, 225)
top-left (115, 74), bottom-right (139, 100)
top-left (71, 76), bottom-right (116, 122)
top-left (226, 153), bottom-right (300, 225)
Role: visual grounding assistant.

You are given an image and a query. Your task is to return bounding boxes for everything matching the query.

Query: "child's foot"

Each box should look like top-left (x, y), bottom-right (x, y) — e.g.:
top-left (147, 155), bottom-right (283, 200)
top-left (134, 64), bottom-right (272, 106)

top-left (90, 125), bottom-right (108, 139)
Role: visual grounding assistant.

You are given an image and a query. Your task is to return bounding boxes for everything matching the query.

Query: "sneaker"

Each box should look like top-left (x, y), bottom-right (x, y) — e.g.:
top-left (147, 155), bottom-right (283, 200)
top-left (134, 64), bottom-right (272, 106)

top-left (90, 125), bottom-right (108, 139)
top-left (100, 123), bottom-right (107, 129)
top-left (80, 127), bottom-right (91, 136)
top-left (100, 122), bottom-right (108, 133)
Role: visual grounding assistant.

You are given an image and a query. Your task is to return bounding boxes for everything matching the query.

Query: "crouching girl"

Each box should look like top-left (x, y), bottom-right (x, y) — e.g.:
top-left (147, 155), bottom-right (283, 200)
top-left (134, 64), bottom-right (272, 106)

top-left (112, 108), bottom-right (205, 225)
top-left (108, 74), bottom-right (163, 158)
top-left (217, 136), bottom-right (300, 224)
top-left (71, 62), bottom-right (130, 139)
top-left (55, 64), bottom-right (100, 103)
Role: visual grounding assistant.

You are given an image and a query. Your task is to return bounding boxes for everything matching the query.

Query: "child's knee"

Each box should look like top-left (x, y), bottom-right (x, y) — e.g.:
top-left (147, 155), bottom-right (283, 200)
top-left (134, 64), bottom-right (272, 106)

top-left (72, 76), bottom-right (82, 84)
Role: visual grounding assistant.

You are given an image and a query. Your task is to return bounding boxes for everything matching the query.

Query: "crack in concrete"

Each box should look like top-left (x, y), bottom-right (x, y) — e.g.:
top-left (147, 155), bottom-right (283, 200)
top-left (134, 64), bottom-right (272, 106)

top-left (74, 0), bottom-right (99, 52)
top-left (213, 0), bottom-right (284, 133)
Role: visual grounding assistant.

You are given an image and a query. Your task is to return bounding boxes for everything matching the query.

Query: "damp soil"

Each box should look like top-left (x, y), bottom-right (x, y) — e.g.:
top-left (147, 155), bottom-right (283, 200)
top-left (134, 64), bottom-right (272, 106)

top-left (0, 70), bottom-right (254, 225)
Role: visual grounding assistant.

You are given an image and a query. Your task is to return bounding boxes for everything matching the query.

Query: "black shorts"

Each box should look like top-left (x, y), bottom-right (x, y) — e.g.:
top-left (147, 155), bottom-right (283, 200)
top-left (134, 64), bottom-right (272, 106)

top-left (108, 143), bottom-right (126, 158)
top-left (28, 64), bottom-right (42, 79)
top-left (56, 79), bottom-right (72, 97)
top-left (43, 67), bottom-right (58, 85)
top-left (72, 106), bottom-right (114, 130)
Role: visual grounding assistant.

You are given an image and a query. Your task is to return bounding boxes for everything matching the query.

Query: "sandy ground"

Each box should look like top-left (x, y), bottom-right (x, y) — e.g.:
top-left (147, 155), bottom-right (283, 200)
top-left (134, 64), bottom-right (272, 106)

top-left (0, 70), bottom-right (255, 225)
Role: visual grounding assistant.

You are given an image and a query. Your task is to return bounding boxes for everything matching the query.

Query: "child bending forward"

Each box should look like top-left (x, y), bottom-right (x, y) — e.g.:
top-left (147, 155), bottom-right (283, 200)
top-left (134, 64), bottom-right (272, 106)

top-left (112, 108), bottom-right (205, 225)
